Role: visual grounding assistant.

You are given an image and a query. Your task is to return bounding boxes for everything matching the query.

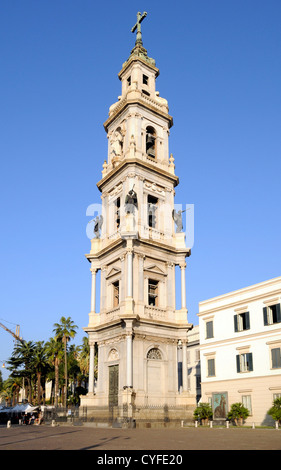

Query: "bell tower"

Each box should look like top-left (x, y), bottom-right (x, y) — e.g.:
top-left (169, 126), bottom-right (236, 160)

top-left (81, 13), bottom-right (195, 413)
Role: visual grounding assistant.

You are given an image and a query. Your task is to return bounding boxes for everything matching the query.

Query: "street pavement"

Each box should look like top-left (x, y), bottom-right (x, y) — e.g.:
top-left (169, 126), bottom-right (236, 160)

top-left (0, 424), bottom-right (280, 451)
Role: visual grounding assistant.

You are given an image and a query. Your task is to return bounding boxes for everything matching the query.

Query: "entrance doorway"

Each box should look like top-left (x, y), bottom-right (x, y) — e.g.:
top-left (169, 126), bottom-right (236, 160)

top-left (108, 364), bottom-right (119, 406)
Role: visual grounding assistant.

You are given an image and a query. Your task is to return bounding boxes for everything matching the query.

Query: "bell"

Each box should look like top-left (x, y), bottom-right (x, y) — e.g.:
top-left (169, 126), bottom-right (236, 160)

top-left (146, 133), bottom-right (155, 147)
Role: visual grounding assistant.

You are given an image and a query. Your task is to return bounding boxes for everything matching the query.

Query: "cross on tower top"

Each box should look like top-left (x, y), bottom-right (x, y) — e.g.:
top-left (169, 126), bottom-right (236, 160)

top-left (131, 11), bottom-right (147, 46)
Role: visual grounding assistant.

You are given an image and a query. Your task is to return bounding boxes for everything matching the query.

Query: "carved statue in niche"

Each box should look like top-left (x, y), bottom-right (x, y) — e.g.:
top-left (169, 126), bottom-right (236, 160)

top-left (172, 209), bottom-right (186, 233)
top-left (93, 215), bottom-right (103, 238)
top-left (110, 127), bottom-right (125, 167)
top-left (125, 186), bottom-right (138, 214)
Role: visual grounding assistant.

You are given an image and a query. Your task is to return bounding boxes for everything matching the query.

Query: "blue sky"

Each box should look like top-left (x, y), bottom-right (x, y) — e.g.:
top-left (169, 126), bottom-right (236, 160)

top-left (1, 1), bottom-right (281, 380)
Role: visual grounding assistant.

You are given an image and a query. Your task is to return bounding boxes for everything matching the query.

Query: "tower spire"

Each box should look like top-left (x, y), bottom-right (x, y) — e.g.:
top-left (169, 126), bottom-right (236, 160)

top-left (131, 11), bottom-right (147, 46)
top-left (125, 11), bottom-right (155, 68)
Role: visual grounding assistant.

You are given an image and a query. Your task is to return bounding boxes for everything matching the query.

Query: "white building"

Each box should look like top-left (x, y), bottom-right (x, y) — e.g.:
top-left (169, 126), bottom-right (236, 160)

top-left (198, 276), bottom-right (281, 426)
top-left (186, 325), bottom-right (201, 403)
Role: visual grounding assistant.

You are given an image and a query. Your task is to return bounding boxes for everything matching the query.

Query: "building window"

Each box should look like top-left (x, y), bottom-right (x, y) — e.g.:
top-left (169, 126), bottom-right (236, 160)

top-left (207, 358), bottom-right (215, 377)
top-left (147, 195), bottom-right (158, 228)
top-left (143, 74), bottom-right (149, 85)
top-left (147, 348), bottom-right (162, 360)
top-left (271, 348), bottom-right (281, 369)
top-left (234, 311), bottom-right (250, 332)
top-left (115, 197), bottom-right (120, 229)
top-left (113, 281), bottom-right (119, 307)
top-left (263, 304), bottom-right (281, 325)
top-left (242, 395), bottom-right (252, 415)
top-left (146, 126), bottom-right (156, 158)
top-left (148, 279), bottom-right (159, 306)
top-left (236, 353), bottom-right (253, 373)
top-left (206, 321), bottom-right (214, 339)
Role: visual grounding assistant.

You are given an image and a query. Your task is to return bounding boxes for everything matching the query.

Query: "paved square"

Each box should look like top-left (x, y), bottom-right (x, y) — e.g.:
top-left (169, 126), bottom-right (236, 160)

top-left (0, 425), bottom-right (280, 451)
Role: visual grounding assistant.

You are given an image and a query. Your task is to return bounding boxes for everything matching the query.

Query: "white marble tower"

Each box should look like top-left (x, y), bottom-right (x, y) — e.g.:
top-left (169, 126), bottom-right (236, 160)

top-left (81, 13), bottom-right (195, 411)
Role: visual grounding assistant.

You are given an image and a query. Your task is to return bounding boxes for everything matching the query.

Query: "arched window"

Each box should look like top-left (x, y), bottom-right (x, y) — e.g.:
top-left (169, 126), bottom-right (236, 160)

top-left (146, 126), bottom-right (156, 159)
top-left (147, 348), bottom-right (162, 360)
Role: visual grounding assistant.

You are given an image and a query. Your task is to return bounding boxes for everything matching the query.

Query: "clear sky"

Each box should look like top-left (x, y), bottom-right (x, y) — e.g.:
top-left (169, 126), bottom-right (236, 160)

top-left (1, 1), bottom-right (281, 380)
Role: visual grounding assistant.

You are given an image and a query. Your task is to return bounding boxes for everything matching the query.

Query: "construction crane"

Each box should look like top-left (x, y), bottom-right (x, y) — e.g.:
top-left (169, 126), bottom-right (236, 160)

top-left (0, 321), bottom-right (25, 345)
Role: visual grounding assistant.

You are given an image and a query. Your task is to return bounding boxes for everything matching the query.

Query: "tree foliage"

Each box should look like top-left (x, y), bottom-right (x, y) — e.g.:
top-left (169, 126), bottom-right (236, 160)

top-left (193, 402), bottom-right (213, 421)
top-left (227, 402), bottom-right (249, 425)
top-left (0, 316), bottom-right (90, 407)
top-left (267, 397), bottom-right (281, 424)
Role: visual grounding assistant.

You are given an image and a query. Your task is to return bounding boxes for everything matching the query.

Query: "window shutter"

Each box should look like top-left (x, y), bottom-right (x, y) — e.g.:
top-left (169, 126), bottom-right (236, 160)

top-left (208, 358), bottom-right (215, 376)
top-left (206, 321), bottom-right (213, 338)
top-left (276, 304), bottom-right (281, 323)
top-left (236, 355), bottom-right (241, 373)
top-left (234, 315), bottom-right (238, 332)
top-left (263, 307), bottom-right (268, 326)
top-left (245, 311), bottom-right (250, 330)
top-left (271, 348), bottom-right (281, 369)
top-left (248, 353), bottom-right (253, 371)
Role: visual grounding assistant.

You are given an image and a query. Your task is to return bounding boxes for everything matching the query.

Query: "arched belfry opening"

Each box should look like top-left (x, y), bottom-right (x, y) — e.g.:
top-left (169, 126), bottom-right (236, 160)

top-left (146, 126), bottom-right (156, 159)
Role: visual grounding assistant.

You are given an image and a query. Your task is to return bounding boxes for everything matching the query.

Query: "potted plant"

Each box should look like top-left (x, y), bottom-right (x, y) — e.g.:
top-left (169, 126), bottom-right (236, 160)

top-left (193, 402), bottom-right (213, 425)
top-left (267, 397), bottom-right (281, 425)
top-left (227, 402), bottom-right (249, 426)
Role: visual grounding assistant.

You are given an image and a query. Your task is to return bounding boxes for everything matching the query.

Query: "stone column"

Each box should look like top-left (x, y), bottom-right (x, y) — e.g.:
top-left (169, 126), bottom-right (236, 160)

top-left (124, 246), bottom-right (134, 314)
top-left (138, 254), bottom-right (145, 302)
top-left (101, 266), bottom-right (107, 312)
top-left (120, 255), bottom-right (125, 303)
top-left (180, 263), bottom-right (187, 309)
top-left (127, 248), bottom-right (133, 298)
top-left (88, 339), bottom-right (96, 395)
top-left (123, 319), bottom-right (134, 388)
top-left (90, 268), bottom-right (97, 313)
top-left (126, 332), bottom-right (133, 388)
top-left (166, 262), bottom-right (174, 308)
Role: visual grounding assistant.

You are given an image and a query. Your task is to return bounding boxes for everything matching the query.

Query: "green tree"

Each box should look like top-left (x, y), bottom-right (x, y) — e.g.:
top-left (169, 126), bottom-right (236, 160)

top-left (31, 341), bottom-right (50, 405)
top-left (53, 317), bottom-right (78, 407)
top-left (67, 344), bottom-right (84, 405)
top-left (227, 402), bottom-right (249, 425)
top-left (6, 341), bottom-right (35, 403)
top-left (45, 337), bottom-right (63, 406)
top-left (193, 403), bottom-right (213, 423)
top-left (78, 336), bottom-right (90, 377)
top-left (1, 378), bottom-right (14, 406)
top-left (267, 397), bottom-right (281, 424)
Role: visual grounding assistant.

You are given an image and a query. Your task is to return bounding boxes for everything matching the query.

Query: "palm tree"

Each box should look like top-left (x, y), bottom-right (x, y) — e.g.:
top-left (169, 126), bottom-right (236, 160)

top-left (78, 336), bottom-right (90, 377)
top-left (1, 378), bottom-right (14, 406)
top-left (45, 337), bottom-right (63, 407)
top-left (11, 377), bottom-right (23, 406)
top-left (6, 340), bottom-right (35, 403)
top-left (31, 341), bottom-right (49, 405)
top-left (53, 317), bottom-right (78, 407)
top-left (67, 344), bottom-right (81, 402)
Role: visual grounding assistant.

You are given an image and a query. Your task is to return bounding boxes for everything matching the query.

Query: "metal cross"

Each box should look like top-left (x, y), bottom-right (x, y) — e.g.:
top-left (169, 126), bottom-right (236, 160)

top-left (131, 11), bottom-right (147, 45)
